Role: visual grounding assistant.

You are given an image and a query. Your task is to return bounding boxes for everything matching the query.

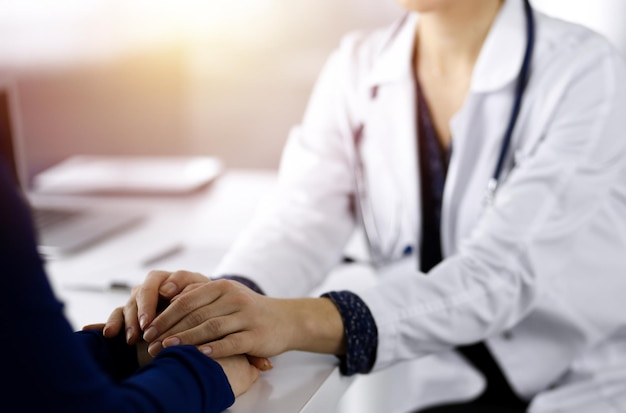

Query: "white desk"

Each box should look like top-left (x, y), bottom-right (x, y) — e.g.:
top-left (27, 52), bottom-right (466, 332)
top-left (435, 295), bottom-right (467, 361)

top-left (41, 169), bottom-right (355, 413)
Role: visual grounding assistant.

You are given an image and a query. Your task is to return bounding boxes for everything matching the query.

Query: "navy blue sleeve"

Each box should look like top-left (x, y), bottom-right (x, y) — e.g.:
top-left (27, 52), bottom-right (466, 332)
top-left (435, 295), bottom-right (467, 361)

top-left (0, 161), bottom-right (235, 413)
top-left (74, 329), bottom-right (141, 381)
top-left (322, 290), bottom-right (378, 375)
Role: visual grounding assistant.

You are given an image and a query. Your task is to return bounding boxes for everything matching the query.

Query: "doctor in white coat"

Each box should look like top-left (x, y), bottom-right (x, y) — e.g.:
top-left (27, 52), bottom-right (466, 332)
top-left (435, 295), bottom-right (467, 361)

top-left (104, 0), bottom-right (626, 411)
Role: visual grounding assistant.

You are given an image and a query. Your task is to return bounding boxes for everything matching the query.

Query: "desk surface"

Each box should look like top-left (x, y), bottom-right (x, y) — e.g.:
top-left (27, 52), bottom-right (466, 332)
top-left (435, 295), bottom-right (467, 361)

top-left (42, 169), bottom-right (355, 413)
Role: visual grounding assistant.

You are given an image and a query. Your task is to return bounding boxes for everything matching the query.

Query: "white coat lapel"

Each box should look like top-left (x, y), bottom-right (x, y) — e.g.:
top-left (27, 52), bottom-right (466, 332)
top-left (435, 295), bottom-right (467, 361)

top-left (441, 0), bottom-right (529, 256)
top-left (361, 13), bottom-right (421, 262)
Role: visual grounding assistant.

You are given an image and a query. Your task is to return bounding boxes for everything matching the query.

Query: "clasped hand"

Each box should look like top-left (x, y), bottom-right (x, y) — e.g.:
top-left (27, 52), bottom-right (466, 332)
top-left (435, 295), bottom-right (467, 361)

top-left (102, 270), bottom-right (298, 366)
top-left (98, 269), bottom-right (345, 382)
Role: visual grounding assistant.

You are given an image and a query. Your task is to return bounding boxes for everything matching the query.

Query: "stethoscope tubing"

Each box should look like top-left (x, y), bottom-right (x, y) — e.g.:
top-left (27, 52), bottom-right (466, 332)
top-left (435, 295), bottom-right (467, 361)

top-left (354, 0), bottom-right (535, 265)
top-left (486, 0), bottom-right (535, 204)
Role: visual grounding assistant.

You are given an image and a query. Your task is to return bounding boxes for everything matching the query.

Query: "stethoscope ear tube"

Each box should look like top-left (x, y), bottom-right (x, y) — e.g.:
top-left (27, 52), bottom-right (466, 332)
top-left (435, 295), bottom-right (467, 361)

top-left (486, 0), bottom-right (535, 205)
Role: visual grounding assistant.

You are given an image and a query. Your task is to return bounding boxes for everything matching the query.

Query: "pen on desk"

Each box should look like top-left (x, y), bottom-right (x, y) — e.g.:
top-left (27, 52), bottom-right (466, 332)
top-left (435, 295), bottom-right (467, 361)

top-left (64, 281), bottom-right (134, 293)
top-left (64, 244), bottom-right (185, 293)
top-left (141, 243), bottom-right (185, 268)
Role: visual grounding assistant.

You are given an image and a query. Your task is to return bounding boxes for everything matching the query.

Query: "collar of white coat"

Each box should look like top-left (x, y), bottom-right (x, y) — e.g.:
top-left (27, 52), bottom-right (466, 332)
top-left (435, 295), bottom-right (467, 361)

top-left (365, 0), bottom-right (527, 93)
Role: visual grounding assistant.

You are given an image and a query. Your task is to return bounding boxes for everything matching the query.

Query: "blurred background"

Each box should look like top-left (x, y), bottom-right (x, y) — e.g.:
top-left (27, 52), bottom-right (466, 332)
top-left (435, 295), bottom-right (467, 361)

top-left (1, 1), bottom-right (625, 412)
top-left (1, 0), bottom-right (625, 180)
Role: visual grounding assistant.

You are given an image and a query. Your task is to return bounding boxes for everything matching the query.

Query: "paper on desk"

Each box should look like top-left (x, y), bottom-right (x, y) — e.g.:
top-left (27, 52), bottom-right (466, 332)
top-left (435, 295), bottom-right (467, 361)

top-left (33, 155), bottom-right (223, 195)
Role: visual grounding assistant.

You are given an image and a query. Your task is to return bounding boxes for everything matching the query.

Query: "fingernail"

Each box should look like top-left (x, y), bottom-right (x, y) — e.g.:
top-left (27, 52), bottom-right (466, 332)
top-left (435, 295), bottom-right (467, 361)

top-left (264, 359), bottom-right (273, 370)
top-left (202, 346), bottom-right (213, 356)
top-left (160, 282), bottom-right (177, 296)
top-left (143, 326), bottom-right (157, 342)
top-left (103, 326), bottom-right (110, 337)
top-left (163, 337), bottom-right (180, 347)
top-left (148, 341), bottom-right (163, 357)
top-left (139, 314), bottom-right (147, 330)
top-left (126, 327), bottom-right (134, 343)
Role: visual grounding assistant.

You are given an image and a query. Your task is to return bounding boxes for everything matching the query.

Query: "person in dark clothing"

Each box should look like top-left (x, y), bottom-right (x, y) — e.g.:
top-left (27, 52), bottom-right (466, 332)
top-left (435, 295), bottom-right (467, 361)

top-left (0, 161), bottom-right (259, 413)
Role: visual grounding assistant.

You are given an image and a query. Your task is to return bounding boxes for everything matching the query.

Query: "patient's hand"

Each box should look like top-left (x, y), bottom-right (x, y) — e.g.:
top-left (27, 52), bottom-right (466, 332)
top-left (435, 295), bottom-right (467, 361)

top-left (215, 355), bottom-right (260, 397)
top-left (136, 340), bottom-right (264, 395)
top-left (136, 341), bottom-right (261, 396)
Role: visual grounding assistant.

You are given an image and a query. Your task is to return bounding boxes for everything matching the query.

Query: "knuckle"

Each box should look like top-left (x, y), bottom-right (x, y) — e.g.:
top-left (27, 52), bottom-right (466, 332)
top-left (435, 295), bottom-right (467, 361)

top-left (182, 283), bottom-right (202, 294)
top-left (191, 271), bottom-right (206, 280)
top-left (188, 310), bottom-right (209, 329)
top-left (205, 317), bottom-right (224, 336)
top-left (211, 279), bottom-right (232, 291)
top-left (170, 292), bottom-right (192, 312)
top-left (231, 290), bottom-right (254, 307)
top-left (123, 299), bottom-right (137, 313)
top-left (147, 269), bottom-right (170, 281)
top-left (227, 337), bottom-right (244, 354)
top-left (171, 269), bottom-right (192, 279)
top-left (171, 270), bottom-right (210, 284)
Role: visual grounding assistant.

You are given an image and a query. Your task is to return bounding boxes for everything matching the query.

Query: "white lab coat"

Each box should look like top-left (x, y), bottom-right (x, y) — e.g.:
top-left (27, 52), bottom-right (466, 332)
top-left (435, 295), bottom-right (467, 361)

top-left (215, 0), bottom-right (626, 411)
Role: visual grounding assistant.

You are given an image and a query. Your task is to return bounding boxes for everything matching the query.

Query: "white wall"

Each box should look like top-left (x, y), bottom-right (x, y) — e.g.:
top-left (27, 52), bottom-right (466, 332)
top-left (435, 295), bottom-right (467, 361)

top-left (532, 0), bottom-right (626, 54)
top-left (1, 1), bottom-right (403, 174)
top-left (2, 1), bottom-right (624, 176)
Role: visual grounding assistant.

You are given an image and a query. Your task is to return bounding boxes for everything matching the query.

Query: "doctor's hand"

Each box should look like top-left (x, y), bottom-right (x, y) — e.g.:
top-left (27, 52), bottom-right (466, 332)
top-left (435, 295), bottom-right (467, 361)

top-left (100, 269), bottom-right (273, 370)
top-left (101, 269), bottom-right (209, 345)
top-left (140, 279), bottom-right (347, 361)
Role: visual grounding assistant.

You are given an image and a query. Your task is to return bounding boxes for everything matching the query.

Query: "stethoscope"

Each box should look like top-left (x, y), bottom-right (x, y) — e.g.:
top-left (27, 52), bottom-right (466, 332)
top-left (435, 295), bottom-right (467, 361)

top-left (353, 0), bottom-right (535, 267)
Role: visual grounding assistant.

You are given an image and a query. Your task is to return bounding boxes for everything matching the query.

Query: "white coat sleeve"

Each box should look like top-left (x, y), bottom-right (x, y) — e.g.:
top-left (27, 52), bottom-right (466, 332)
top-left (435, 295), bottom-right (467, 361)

top-left (213, 37), bottom-right (364, 298)
top-left (360, 40), bottom-right (626, 371)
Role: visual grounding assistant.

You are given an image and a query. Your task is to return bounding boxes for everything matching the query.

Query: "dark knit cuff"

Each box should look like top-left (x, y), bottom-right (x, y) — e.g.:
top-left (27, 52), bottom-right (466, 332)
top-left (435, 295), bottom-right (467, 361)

top-left (322, 290), bottom-right (378, 375)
